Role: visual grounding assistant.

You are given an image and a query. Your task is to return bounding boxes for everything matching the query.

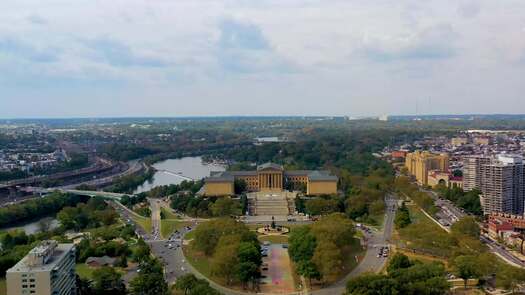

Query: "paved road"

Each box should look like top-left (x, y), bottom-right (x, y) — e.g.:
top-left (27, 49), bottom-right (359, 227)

top-left (113, 194), bottom-right (399, 295)
top-left (311, 194), bottom-right (397, 295)
top-left (422, 188), bottom-right (525, 268)
top-left (481, 235), bottom-right (525, 268)
top-left (148, 224), bottom-right (195, 284)
top-left (423, 189), bottom-right (465, 228)
top-left (149, 198), bottom-right (162, 240)
top-left (111, 201), bottom-right (151, 240)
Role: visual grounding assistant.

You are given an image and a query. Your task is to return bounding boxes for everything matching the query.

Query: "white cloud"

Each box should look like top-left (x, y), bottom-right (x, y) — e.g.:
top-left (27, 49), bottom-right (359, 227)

top-left (0, 0), bottom-right (525, 117)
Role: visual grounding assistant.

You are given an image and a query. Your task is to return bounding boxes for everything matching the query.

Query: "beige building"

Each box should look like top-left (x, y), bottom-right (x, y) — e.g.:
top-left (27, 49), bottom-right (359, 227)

top-left (405, 151), bottom-right (449, 186)
top-left (427, 171), bottom-right (463, 189)
top-left (7, 240), bottom-right (76, 295)
top-left (203, 162), bottom-right (337, 196)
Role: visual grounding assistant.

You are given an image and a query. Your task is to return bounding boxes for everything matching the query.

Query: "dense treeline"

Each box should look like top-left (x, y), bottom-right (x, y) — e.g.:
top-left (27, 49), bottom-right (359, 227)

top-left (208, 129), bottom-right (394, 175)
top-left (346, 253), bottom-right (450, 294)
top-left (171, 195), bottom-right (241, 218)
top-left (100, 144), bottom-right (157, 162)
top-left (57, 197), bottom-right (119, 231)
top-left (0, 192), bottom-right (88, 228)
top-left (191, 218), bottom-right (261, 289)
top-left (175, 274), bottom-right (222, 295)
top-left (0, 169), bottom-right (28, 182)
top-left (289, 213), bottom-right (356, 284)
top-left (145, 180), bottom-right (203, 198)
top-left (297, 168), bottom-right (393, 225)
top-left (120, 194), bottom-right (147, 208)
top-left (395, 176), bottom-right (438, 214)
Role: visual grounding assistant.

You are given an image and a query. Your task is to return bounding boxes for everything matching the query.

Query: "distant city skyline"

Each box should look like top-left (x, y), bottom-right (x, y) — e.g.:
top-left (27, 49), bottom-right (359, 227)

top-left (1, 1), bottom-right (525, 118)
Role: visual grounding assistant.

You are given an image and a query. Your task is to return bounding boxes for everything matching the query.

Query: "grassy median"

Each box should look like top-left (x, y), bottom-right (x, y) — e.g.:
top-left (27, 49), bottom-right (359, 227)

top-left (161, 219), bottom-right (190, 239)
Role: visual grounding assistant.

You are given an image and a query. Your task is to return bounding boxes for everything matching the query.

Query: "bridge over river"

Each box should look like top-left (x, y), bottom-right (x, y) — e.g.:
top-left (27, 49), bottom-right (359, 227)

top-left (155, 169), bottom-right (195, 181)
top-left (23, 187), bottom-right (129, 201)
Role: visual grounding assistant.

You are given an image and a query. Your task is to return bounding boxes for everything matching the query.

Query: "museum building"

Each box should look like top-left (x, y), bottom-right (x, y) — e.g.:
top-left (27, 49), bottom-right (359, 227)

top-left (203, 162), bottom-right (338, 196)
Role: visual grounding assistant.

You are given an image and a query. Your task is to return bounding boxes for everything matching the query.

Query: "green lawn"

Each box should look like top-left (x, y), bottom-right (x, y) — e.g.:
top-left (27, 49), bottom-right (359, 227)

top-left (76, 263), bottom-right (95, 280)
top-left (161, 207), bottom-right (180, 220)
top-left (0, 278), bottom-right (6, 295)
top-left (161, 219), bottom-right (190, 239)
top-left (131, 214), bottom-right (152, 233)
top-left (183, 245), bottom-right (212, 278)
top-left (184, 230), bottom-right (196, 240)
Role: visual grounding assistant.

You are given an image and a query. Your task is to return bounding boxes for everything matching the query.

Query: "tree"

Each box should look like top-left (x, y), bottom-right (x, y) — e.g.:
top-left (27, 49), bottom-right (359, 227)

top-left (211, 240), bottom-right (239, 285)
top-left (288, 226), bottom-right (317, 263)
top-left (497, 265), bottom-right (525, 292)
top-left (387, 253), bottom-right (412, 273)
top-left (91, 266), bottom-right (126, 295)
top-left (346, 273), bottom-right (397, 295)
top-left (454, 255), bottom-right (479, 289)
top-left (236, 242), bottom-right (262, 289)
top-left (451, 216), bottom-right (480, 239)
top-left (129, 258), bottom-right (168, 295)
top-left (297, 260), bottom-right (321, 285)
top-left (234, 179), bottom-right (247, 194)
top-left (310, 213), bottom-right (355, 247)
top-left (210, 198), bottom-right (241, 217)
top-left (312, 240), bottom-right (343, 281)
top-left (174, 274), bottom-right (221, 295)
top-left (305, 198), bottom-right (339, 216)
top-left (133, 238), bottom-right (151, 262)
top-left (394, 203), bottom-right (411, 229)
top-left (175, 274), bottom-right (198, 295)
top-left (236, 261), bottom-right (259, 289)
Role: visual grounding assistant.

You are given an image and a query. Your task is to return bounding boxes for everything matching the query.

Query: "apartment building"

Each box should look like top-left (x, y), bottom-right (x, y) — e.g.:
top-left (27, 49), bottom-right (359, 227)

top-left (6, 240), bottom-right (76, 295)
top-left (463, 155), bottom-right (491, 192)
top-left (480, 155), bottom-right (525, 215)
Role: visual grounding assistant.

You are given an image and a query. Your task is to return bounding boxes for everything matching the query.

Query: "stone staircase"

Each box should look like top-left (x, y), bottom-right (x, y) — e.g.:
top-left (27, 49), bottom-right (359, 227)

top-left (253, 196), bottom-right (291, 216)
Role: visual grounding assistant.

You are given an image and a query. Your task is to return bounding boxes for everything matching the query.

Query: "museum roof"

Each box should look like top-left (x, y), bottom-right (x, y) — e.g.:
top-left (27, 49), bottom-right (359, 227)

top-left (307, 171), bottom-right (339, 181)
top-left (205, 167), bottom-right (338, 183)
top-left (257, 162), bottom-right (283, 171)
top-left (205, 171), bottom-right (234, 182)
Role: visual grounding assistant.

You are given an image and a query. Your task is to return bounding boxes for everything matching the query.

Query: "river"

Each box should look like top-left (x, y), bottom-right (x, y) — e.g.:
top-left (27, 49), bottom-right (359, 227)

top-left (133, 156), bottom-right (226, 194)
top-left (1, 217), bottom-right (59, 235)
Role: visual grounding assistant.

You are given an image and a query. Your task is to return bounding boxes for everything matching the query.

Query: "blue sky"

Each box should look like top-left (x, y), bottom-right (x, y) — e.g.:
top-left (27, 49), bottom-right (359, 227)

top-left (1, 0), bottom-right (525, 118)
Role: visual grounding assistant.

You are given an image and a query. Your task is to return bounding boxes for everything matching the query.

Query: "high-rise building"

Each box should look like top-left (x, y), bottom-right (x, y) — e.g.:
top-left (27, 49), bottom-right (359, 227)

top-left (7, 240), bottom-right (76, 295)
top-left (405, 151), bottom-right (449, 186)
top-left (463, 155), bottom-right (491, 191)
top-left (480, 155), bottom-right (525, 215)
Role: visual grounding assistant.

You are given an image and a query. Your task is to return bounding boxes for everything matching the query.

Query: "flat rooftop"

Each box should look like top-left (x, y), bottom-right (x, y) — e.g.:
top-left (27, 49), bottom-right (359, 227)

top-left (7, 243), bottom-right (74, 273)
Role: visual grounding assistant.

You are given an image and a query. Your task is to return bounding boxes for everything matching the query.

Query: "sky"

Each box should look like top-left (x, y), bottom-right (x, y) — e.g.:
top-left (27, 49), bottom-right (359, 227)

top-left (1, 0), bottom-right (525, 118)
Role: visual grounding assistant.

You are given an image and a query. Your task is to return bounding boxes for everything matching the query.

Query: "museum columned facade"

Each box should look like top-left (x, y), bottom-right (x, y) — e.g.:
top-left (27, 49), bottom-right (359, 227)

top-left (203, 162), bottom-right (338, 196)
